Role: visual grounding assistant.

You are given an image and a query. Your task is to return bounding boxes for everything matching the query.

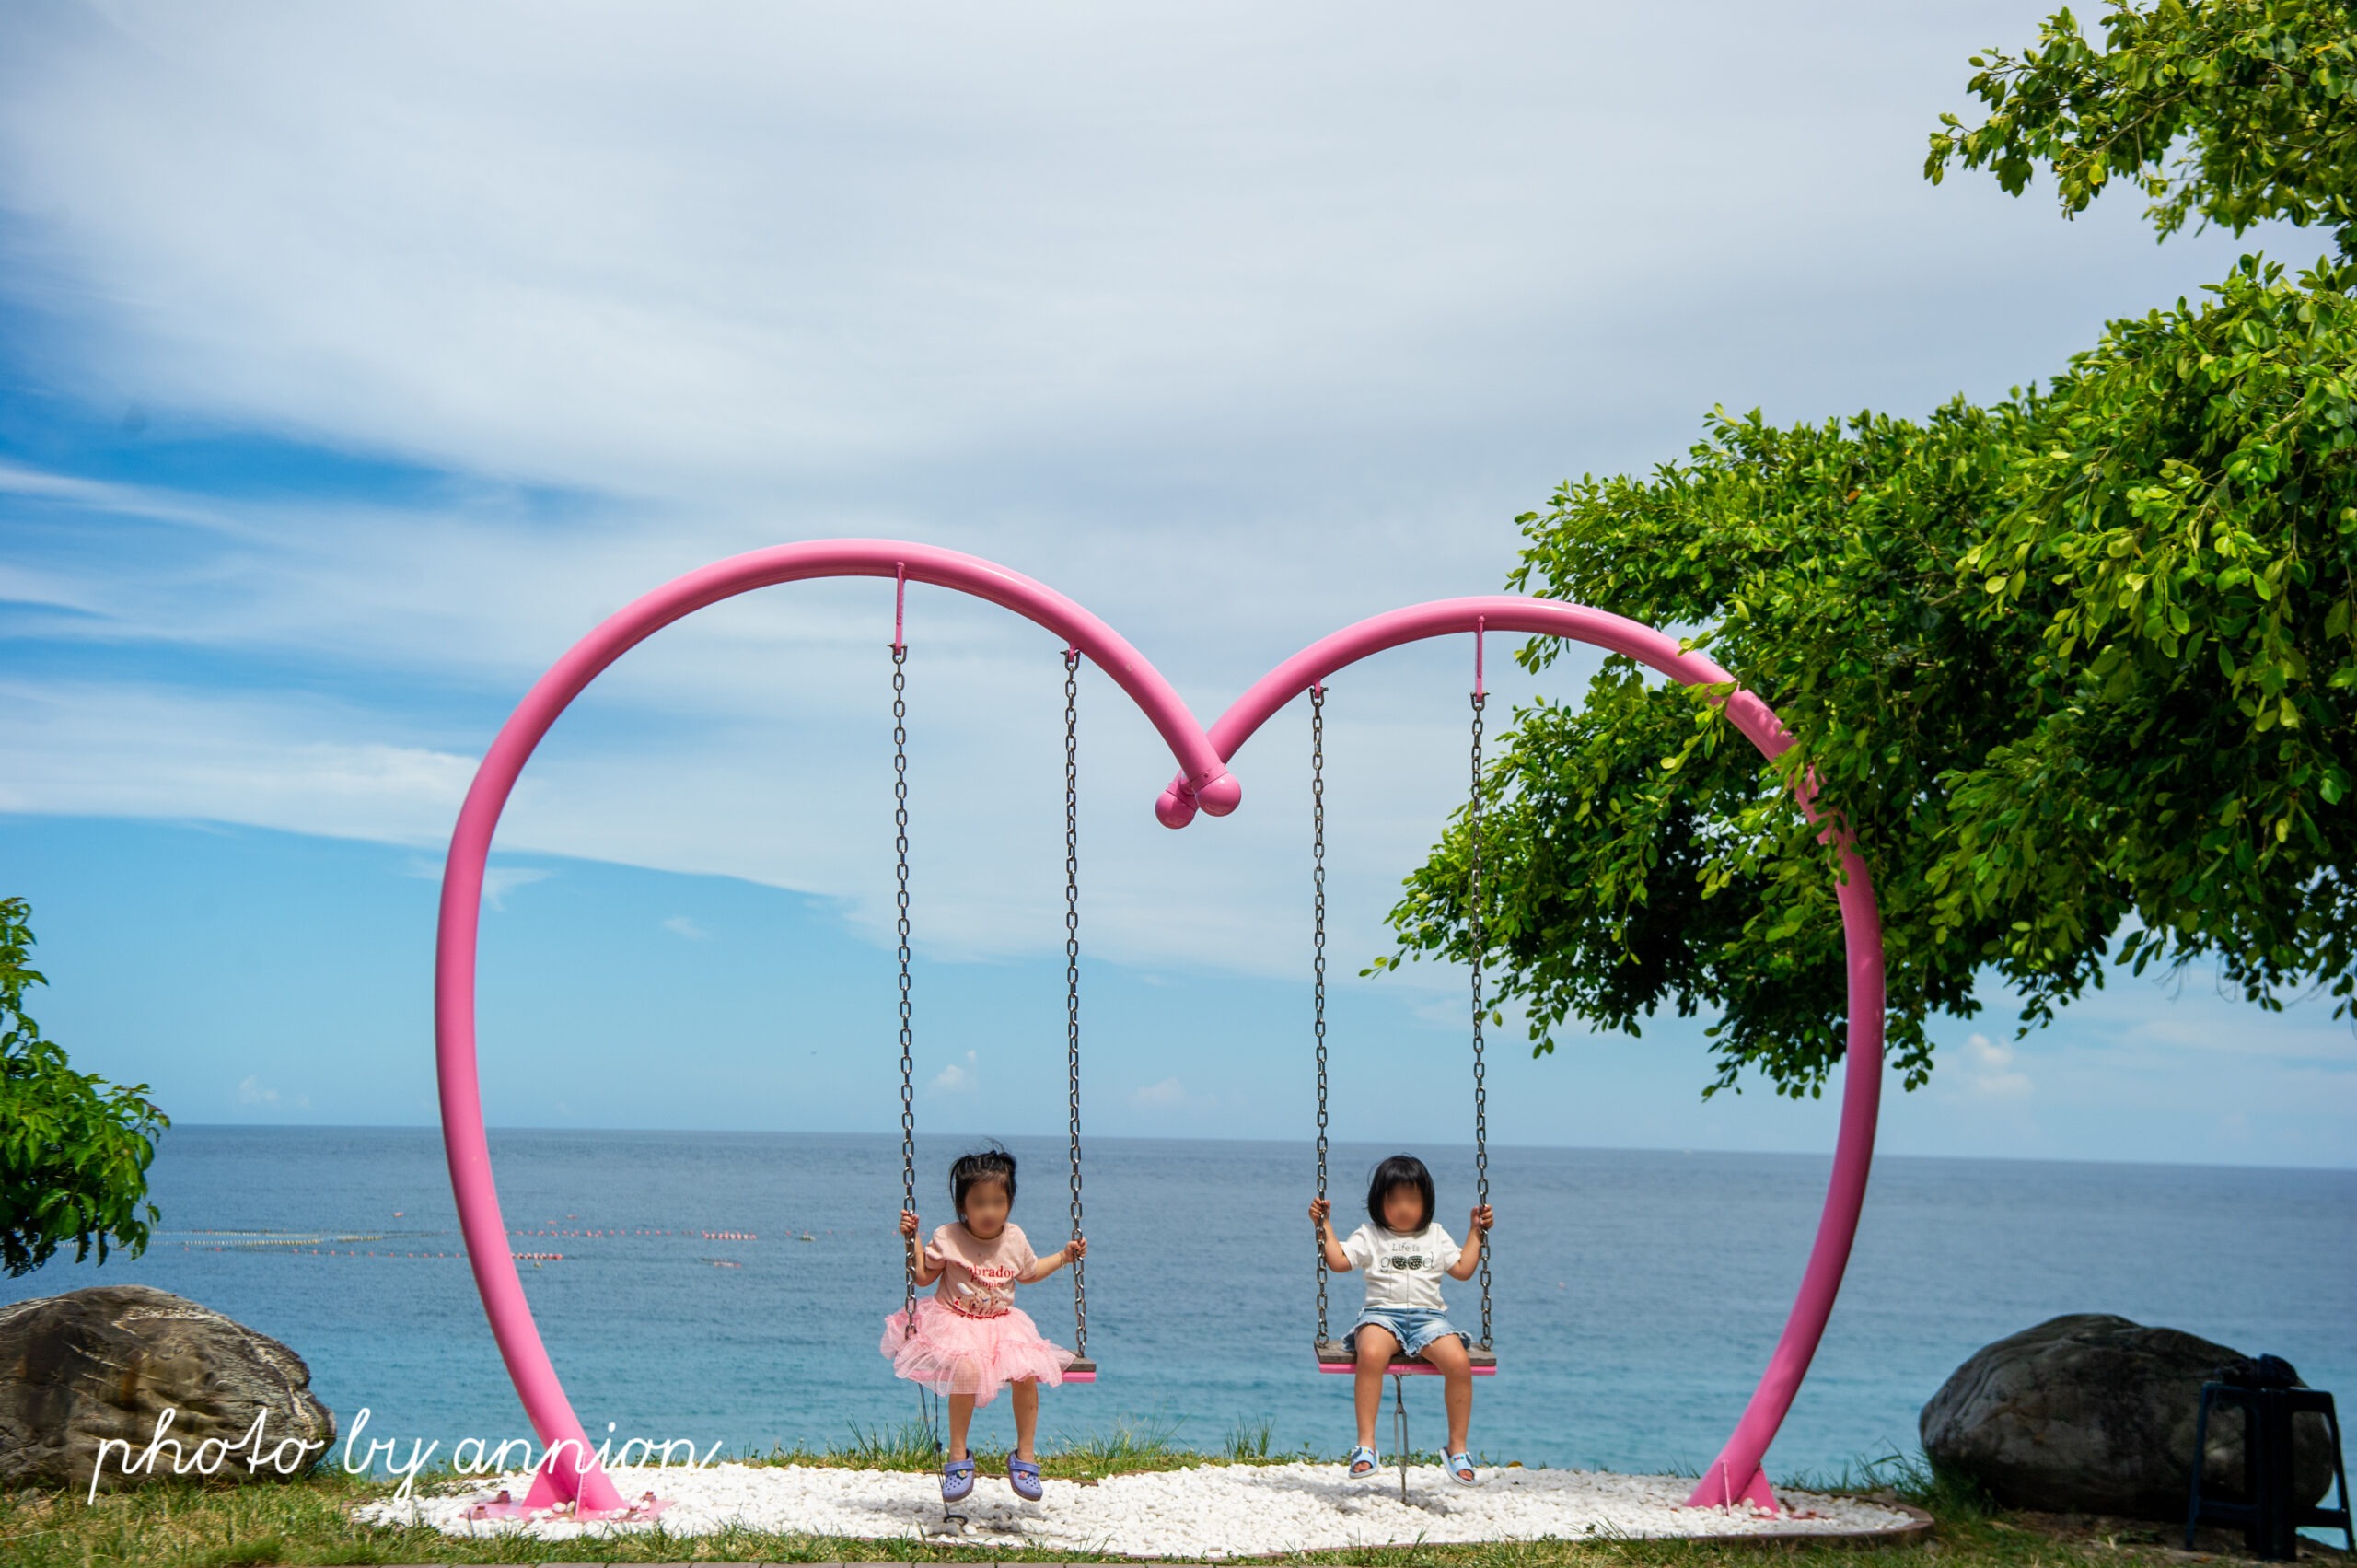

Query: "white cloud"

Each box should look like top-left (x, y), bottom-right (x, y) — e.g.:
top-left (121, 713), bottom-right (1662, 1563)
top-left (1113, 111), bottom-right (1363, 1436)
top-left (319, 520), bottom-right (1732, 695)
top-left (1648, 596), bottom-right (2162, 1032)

top-left (482, 866), bottom-right (552, 911)
top-left (1959, 1033), bottom-right (2032, 1098)
top-left (661, 914), bottom-right (709, 939)
top-left (396, 854), bottom-right (552, 912)
top-left (931, 1050), bottom-right (979, 1095)
top-left (1, 4), bottom-right (1812, 495)
top-left (0, 679), bottom-right (477, 843)
top-left (2112, 1001), bottom-right (2357, 1064)
top-left (1408, 987), bottom-right (1525, 1033)
top-left (234, 1074), bottom-right (309, 1112)
top-left (0, 532), bottom-right (1525, 978)
top-left (1130, 1077), bottom-right (1194, 1109)
top-left (0, 0), bottom-right (2315, 1001)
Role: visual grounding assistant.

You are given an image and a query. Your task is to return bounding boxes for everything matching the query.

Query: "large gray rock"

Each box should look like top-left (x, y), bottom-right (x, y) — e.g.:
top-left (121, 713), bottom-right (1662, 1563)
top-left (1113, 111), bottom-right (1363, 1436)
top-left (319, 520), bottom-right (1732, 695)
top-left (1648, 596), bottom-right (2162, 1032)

top-left (1921, 1313), bottom-right (2337, 1521)
top-left (0, 1283), bottom-right (335, 1493)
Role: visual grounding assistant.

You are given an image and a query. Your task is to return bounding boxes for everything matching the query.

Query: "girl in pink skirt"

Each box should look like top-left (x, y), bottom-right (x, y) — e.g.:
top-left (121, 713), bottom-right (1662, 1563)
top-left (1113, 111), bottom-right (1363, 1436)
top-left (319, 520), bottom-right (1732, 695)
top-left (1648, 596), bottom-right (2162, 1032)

top-left (884, 1144), bottom-right (1086, 1503)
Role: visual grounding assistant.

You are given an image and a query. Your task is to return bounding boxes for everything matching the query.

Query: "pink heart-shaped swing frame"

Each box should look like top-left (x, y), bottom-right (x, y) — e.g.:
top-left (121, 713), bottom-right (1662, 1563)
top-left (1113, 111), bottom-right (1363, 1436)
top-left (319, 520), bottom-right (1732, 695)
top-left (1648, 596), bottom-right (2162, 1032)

top-left (434, 540), bottom-right (1884, 1520)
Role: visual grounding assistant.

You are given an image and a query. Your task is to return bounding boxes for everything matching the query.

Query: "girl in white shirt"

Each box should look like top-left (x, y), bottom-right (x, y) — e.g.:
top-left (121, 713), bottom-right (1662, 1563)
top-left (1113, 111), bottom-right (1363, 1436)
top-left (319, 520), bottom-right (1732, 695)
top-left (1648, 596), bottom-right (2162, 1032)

top-left (1310, 1152), bottom-right (1493, 1483)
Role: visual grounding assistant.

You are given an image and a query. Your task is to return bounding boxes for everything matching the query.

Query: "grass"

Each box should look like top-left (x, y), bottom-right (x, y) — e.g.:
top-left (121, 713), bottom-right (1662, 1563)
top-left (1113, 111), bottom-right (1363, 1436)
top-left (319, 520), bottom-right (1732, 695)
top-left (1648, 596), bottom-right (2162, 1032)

top-left (1228, 1419), bottom-right (1277, 1461)
top-left (1774, 1452), bottom-right (1972, 1512)
top-left (2, 1434), bottom-right (2339, 1568)
top-left (825, 1419), bottom-right (947, 1471)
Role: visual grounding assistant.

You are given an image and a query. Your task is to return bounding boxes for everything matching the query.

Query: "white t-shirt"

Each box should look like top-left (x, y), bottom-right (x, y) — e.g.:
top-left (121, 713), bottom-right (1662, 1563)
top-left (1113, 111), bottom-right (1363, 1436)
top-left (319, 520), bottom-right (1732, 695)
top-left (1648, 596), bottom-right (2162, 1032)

top-left (1341, 1221), bottom-right (1462, 1312)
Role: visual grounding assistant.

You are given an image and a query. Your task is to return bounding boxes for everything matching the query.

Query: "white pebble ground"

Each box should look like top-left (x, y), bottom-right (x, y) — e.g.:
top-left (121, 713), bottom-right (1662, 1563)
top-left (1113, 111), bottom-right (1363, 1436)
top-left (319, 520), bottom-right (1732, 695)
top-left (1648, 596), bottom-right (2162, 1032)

top-left (355, 1461), bottom-right (1919, 1554)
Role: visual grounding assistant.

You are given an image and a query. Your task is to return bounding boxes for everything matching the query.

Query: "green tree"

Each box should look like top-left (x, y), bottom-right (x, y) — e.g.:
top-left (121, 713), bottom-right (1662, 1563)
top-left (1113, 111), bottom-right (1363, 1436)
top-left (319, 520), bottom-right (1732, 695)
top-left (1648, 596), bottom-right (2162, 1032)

top-left (1382, 2), bottom-right (2357, 1098)
top-left (1, 897), bottom-right (169, 1275)
top-left (1927, 0), bottom-right (2357, 258)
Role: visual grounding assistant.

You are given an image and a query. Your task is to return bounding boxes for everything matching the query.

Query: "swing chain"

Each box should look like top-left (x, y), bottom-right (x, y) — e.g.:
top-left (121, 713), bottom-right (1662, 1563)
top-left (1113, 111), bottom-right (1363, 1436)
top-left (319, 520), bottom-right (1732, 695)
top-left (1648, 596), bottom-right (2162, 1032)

top-left (1311, 682), bottom-right (1329, 1346)
top-left (894, 642), bottom-right (918, 1338)
top-left (1468, 686), bottom-right (1492, 1351)
top-left (1064, 648), bottom-right (1086, 1358)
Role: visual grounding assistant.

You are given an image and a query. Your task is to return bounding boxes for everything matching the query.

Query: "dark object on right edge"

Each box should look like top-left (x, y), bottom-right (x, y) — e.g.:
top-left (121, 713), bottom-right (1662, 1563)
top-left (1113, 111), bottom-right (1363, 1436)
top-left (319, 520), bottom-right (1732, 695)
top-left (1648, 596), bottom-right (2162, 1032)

top-left (1922, 1315), bottom-right (2340, 1521)
top-left (2186, 1357), bottom-right (2353, 1559)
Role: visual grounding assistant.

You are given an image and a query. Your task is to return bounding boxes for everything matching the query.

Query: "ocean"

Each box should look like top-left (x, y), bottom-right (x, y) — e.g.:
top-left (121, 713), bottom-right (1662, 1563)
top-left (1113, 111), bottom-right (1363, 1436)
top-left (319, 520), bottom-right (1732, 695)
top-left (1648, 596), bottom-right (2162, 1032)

top-left (4, 1128), bottom-right (2351, 1481)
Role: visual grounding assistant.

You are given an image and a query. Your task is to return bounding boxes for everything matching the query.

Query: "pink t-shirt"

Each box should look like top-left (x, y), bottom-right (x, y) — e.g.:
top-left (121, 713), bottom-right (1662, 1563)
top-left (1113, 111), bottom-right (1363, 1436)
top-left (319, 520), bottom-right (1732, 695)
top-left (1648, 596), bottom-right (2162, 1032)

top-left (927, 1221), bottom-right (1036, 1318)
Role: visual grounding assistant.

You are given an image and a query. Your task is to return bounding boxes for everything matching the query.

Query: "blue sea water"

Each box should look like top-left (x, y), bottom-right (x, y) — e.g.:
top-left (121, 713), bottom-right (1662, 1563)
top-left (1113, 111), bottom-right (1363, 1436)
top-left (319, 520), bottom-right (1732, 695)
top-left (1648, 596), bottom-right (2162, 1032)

top-left (4, 1128), bottom-right (2351, 1483)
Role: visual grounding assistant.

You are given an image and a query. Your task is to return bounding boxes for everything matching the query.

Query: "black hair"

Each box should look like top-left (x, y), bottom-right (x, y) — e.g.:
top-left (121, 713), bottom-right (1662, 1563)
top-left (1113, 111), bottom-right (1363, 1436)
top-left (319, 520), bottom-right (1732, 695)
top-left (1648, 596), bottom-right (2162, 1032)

top-left (949, 1144), bottom-right (1017, 1217)
top-left (1366, 1154), bottom-right (1434, 1232)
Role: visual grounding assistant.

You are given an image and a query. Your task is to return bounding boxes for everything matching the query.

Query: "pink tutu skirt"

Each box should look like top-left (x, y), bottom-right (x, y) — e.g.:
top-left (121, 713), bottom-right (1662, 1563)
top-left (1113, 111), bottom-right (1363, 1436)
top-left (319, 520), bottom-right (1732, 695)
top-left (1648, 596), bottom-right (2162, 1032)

top-left (880, 1297), bottom-right (1075, 1406)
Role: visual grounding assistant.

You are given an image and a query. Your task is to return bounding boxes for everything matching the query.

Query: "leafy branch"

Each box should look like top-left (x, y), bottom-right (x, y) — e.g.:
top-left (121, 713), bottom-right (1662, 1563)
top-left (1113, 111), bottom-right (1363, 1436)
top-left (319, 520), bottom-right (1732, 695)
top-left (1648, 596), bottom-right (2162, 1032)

top-left (1, 896), bottom-right (170, 1276)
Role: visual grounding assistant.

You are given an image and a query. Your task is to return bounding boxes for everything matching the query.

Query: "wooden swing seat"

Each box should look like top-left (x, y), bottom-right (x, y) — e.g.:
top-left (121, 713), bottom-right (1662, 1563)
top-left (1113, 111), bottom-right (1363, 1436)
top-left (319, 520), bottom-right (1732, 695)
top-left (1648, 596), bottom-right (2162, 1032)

top-left (1063, 1358), bottom-right (1097, 1384)
top-left (1315, 1339), bottom-right (1497, 1376)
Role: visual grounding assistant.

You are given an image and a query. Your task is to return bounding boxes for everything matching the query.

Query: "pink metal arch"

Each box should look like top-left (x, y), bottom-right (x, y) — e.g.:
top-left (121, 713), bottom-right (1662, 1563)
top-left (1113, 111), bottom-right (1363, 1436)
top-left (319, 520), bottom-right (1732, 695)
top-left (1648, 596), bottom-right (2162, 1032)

top-left (1165, 597), bottom-right (1886, 1513)
top-left (434, 540), bottom-right (1238, 1516)
top-left (436, 550), bottom-right (1883, 1520)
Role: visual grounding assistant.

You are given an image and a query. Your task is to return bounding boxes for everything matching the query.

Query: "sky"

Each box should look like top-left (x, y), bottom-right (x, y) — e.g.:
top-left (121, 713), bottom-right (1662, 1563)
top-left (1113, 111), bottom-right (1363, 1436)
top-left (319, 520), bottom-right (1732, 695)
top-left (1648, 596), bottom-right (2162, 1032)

top-left (0, 0), bottom-right (2350, 1166)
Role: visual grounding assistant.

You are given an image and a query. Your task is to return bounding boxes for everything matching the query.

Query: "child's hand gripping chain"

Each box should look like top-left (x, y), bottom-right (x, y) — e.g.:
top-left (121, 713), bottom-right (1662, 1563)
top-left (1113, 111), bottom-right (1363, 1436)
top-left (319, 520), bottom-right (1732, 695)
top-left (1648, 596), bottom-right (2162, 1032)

top-left (882, 1144), bottom-right (1086, 1504)
top-left (1311, 1154), bottom-right (1493, 1484)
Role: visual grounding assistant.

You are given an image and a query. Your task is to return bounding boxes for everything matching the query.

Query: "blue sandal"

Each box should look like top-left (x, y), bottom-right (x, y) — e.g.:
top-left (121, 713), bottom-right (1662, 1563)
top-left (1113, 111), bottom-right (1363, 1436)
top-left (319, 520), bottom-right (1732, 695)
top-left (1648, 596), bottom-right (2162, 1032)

top-left (1007, 1456), bottom-right (1044, 1501)
top-left (1447, 1451), bottom-right (1478, 1485)
top-left (1347, 1445), bottom-right (1380, 1479)
top-left (941, 1457), bottom-right (976, 1502)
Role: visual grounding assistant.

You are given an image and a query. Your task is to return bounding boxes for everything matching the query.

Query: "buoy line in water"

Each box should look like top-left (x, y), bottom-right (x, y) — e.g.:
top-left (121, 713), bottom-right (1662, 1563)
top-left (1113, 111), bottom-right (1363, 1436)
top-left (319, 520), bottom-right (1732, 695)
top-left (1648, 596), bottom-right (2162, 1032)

top-left (355, 1461), bottom-right (1921, 1554)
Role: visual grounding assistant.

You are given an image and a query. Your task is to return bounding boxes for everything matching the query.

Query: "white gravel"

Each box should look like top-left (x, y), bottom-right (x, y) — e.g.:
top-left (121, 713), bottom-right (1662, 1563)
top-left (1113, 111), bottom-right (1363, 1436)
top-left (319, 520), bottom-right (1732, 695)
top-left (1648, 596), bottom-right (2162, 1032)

top-left (355, 1461), bottom-right (1919, 1553)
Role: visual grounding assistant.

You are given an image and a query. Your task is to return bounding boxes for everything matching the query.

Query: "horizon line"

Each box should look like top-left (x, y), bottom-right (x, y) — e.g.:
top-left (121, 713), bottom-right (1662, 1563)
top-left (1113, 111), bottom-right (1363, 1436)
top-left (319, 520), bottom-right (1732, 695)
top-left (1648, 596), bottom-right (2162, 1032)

top-left (148, 1123), bottom-right (2357, 1176)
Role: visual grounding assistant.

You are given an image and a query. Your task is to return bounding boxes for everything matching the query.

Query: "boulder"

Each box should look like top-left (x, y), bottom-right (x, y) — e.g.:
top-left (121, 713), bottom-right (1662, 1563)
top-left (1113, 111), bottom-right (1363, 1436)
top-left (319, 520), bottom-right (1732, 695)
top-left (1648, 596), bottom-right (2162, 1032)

top-left (1921, 1313), bottom-right (2337, 1521)
top-left (0, 1283), bottom-right (335, 1493)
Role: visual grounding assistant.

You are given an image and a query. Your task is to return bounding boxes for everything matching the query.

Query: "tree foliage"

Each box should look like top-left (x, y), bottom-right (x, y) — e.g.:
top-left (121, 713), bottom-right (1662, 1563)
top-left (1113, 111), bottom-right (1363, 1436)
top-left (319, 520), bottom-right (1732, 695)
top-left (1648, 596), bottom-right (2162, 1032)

top-left (1386, 261), bottom-right (2357, 1097)
top-left (1, 897), bottom-right (169, 1275)
top-left (1927, 0), bottom-right (2357, 259)
top-left (1383, 2), bottom-right (2357, 1097)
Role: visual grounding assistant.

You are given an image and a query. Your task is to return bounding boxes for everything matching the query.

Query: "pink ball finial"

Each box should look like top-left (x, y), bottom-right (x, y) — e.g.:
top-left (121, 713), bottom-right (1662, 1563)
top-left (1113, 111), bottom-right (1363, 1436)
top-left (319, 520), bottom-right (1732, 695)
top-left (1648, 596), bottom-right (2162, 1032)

top-left (1193, 771), bottom-right (1242, 817)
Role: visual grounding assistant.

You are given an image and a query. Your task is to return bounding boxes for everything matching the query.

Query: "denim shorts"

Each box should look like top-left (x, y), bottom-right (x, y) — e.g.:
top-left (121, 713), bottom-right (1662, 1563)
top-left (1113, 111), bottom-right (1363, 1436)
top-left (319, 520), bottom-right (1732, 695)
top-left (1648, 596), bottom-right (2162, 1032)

top-left (1345, 1307), bottom-right (1468, 1359)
